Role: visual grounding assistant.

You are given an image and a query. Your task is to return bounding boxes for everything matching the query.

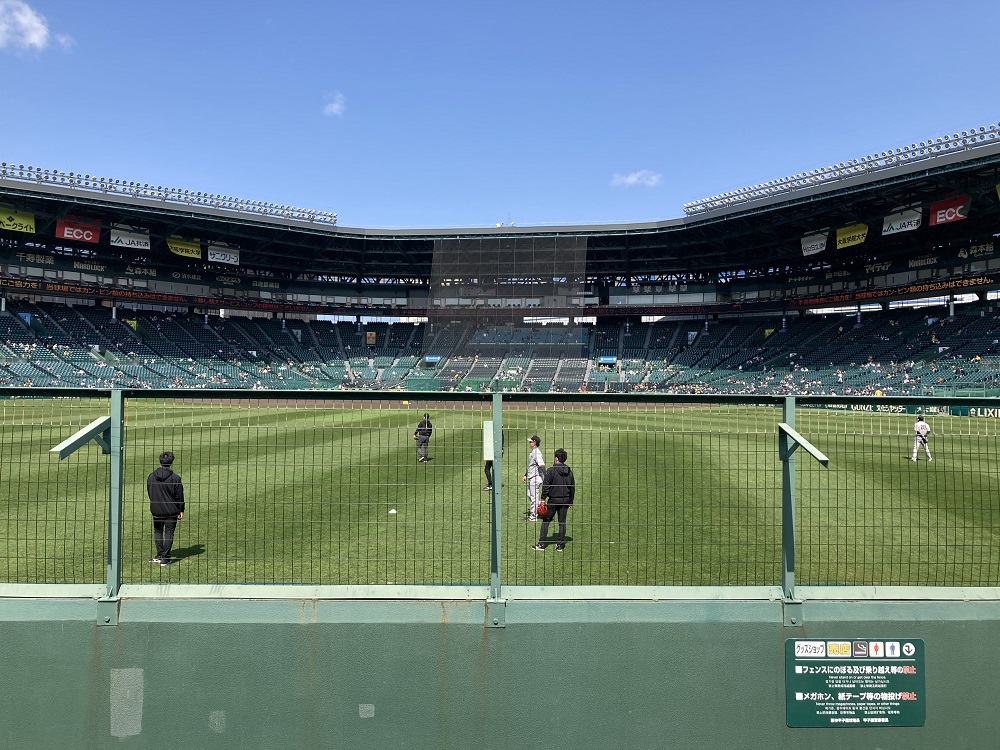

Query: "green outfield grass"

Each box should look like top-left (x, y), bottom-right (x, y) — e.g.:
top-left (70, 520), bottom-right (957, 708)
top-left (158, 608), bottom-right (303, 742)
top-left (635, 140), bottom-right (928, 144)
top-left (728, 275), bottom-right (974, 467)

top-left (1, 395), bottom-right (998, 588)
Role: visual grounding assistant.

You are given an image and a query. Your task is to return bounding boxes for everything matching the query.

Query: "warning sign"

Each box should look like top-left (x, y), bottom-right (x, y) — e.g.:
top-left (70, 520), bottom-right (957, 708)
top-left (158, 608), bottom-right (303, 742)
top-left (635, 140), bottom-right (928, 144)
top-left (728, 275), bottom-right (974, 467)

top-left (785, 638), bottom-right (925, 727)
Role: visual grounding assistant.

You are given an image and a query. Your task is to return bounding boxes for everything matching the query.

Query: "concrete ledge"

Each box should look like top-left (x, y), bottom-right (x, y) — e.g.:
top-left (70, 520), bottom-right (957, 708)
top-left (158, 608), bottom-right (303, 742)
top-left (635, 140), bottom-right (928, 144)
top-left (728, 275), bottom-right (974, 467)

top-left (796, 585), bottom-right (1000, 601)
top-left (0, 583), bottom-right (105, 599)
top-left (118, 583), bottom-right (492, 601)
top-left (502, 585), bottom-right (783, 601)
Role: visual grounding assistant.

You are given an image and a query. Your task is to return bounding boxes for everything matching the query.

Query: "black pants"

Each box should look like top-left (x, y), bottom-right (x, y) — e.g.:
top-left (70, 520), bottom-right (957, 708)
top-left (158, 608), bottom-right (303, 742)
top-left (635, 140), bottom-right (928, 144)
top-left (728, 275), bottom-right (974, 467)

top-left (484, 460), bottom-right (493, 486)
top-left (153, 517), bottom-right (178, 558)
top-left (538, 503), bottom-right (569, 546)
top-left (415, 435), bottom-right (430, 459)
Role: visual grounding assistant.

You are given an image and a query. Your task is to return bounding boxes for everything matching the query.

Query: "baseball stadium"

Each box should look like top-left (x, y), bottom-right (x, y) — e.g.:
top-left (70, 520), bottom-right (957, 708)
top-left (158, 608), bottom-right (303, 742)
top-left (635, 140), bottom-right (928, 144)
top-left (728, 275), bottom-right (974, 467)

top-left (3, 125), bottom-right (1000, 747)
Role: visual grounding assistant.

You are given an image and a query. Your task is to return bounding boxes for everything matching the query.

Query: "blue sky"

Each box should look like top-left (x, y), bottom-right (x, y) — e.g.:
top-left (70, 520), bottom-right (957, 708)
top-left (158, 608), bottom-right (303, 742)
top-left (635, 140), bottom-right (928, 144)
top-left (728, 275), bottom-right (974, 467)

top-left (3, 1), bottom-right (1000, 229)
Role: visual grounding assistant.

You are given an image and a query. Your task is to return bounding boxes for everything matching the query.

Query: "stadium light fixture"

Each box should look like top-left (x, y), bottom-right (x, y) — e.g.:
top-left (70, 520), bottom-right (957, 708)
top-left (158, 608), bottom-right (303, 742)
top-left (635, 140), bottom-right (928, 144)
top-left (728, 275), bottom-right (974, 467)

top-left (685, 117), bottom-right (1000, 215)
top-left (1, 160), bottom-right (343, 226)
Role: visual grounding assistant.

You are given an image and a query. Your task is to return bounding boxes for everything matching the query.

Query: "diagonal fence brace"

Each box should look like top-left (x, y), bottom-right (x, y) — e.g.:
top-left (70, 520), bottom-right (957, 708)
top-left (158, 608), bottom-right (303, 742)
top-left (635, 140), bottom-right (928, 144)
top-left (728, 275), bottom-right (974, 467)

top-left (49, 416), bottom-right (112, 459)
top-left (778, 423), bottom-right (829, 466)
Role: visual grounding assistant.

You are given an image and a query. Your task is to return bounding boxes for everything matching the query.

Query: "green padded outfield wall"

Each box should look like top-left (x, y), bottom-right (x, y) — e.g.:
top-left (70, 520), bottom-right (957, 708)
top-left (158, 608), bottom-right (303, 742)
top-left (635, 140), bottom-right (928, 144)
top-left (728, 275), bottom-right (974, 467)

top-left (2, 595), bottom-right (998, 749)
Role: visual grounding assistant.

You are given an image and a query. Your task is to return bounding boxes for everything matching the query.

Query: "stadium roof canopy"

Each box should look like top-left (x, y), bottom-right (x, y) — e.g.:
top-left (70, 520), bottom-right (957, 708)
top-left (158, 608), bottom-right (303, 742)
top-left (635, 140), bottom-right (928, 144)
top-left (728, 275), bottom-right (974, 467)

top-left (3, 131), bottom-right (1000, 285)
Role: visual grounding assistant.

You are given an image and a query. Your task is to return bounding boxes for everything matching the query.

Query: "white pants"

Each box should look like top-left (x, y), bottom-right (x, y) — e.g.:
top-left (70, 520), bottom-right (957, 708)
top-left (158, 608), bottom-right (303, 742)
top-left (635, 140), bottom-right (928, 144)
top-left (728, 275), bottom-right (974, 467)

top-left (527, 477), bottom-right (542, 517)
top-left (912, 437), bottom-right (931, 460)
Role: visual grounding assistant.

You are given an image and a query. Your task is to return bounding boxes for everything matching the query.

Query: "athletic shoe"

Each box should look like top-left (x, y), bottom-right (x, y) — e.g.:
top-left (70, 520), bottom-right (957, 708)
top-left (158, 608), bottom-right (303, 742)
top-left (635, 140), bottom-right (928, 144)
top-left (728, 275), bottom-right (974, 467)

top-left (526, 516), bottom-right (537, 522)
top-left (928, 457), bottom-right (933, 462)
top-left (532, 544), bottom-right (546, 551)
top-left (483, 485), bottom-right (493, 491)
top-left (159, 557), bottom-right (173, 566)
top-left (148, 557), bottom-right (161, 563)
top-left (555, 544), bottom-right (565, 552)
top-left (910, 458), bottom-right (917, 462)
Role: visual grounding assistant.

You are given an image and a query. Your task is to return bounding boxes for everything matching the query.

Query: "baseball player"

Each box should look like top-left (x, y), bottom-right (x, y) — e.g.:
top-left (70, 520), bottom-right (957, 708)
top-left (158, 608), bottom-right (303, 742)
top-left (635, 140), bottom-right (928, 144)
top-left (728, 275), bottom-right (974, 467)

top-left (911, 415), bottom-right (932, 462)
top-left (522, 435), bottom-right (545, 521)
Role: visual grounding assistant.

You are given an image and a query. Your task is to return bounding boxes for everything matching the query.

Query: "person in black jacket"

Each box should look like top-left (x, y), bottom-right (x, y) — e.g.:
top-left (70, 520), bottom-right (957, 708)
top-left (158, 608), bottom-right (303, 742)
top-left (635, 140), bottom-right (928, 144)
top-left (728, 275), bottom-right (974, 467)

top-left (147, 451), bottom-right (185, 566)
top-left (533, 448), bottom-right (575, 552)
top-left (414, 413), bottom-right (433, 462)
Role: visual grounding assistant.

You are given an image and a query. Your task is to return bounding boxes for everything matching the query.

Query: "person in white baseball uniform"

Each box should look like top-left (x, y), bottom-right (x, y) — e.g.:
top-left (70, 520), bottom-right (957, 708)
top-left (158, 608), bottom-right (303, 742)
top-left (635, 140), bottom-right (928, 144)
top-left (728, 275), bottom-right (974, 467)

top-left (911, 415), bottom-right (932, 462)
top-left (522, 435), bottom-right (545, 521)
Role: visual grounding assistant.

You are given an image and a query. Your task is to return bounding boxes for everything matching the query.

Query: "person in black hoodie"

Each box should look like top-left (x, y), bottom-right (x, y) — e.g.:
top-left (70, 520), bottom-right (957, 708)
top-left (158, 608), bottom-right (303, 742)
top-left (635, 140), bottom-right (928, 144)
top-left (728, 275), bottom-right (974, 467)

top-left (533, 448), bottom-right (575, 552)
top-left (147, 451), bottom-right (185, 565)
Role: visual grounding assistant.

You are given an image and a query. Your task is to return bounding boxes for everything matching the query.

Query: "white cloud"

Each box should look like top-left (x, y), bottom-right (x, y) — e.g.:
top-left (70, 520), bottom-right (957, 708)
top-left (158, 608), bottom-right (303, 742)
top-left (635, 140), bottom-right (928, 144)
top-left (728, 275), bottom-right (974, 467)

top-left (323, 91), bottom-right (346, 118)
top-left (0, 0), bottom-right (49, 52)
top-left (610, 169), bottom-right (663, 188)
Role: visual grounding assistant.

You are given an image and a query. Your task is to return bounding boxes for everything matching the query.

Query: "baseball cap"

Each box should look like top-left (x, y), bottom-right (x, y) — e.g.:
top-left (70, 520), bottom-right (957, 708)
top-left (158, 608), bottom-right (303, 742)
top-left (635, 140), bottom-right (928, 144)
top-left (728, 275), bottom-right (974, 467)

top-left (528, 435), bottom-right (540, 445)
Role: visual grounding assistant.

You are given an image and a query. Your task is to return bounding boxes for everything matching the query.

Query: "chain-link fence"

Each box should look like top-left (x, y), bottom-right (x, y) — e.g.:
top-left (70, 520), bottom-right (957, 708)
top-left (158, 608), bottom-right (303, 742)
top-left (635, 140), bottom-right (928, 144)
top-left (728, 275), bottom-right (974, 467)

top-left (122, 395), bottom-right (493, 585)
top-left (2, 390), bottom-right (998, 591)
top-left (0, 390), bottom-right (109, 584)
top-left (794, 401), bottom-right (1000, 586)
top-left (500, 399), bottom-right (783, 586)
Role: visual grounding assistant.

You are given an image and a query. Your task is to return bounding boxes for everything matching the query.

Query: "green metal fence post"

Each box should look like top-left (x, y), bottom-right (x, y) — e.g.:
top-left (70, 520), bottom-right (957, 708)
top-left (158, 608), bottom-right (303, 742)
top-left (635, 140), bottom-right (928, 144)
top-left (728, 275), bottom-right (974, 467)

top-left (780, 395), bottom-right (796, 602)
top-left (490, 393), bottom-right (503, 599)
top-left (106, 389), bottom-right (125, 600)
top-left (486, 394), bottom-right (506, 627)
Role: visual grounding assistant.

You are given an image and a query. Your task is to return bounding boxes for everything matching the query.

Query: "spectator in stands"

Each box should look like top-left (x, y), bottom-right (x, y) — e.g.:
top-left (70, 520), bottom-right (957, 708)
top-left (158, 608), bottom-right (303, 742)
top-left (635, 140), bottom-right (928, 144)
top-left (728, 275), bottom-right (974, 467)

top-left (147, 451), bottom-right (185, 566)
top-left (522, 435), bottom-right (545, 520)
top-left (533, 448), bottom-right (575, 551)
top-left (911, 415), bottom-right (932, 462)
top-left (414, 413), bottom-right (433, 462)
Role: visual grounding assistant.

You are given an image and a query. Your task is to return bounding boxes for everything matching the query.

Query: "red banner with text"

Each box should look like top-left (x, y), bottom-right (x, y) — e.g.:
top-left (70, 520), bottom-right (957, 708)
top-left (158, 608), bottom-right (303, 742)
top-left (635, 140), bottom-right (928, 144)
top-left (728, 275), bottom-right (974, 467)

top-left (55, 215), bottom-right (101, 243)
top-left (928, 195), bottom-right (970, 226)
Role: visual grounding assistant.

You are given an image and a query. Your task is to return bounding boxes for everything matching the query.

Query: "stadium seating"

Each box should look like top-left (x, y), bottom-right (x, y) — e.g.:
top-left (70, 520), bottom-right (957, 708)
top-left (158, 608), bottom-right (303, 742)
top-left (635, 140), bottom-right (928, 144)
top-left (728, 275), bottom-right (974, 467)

top-left (3, 301), bottom-right (1000, 395)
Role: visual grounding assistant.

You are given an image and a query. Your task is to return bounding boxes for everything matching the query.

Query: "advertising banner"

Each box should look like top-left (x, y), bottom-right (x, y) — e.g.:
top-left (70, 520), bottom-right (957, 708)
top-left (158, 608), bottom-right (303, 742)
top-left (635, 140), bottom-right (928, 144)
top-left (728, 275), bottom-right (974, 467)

top-left (56, 214), bottom-right (101, 243)
top-left (167, 236), bottom-right (202, 259)
top-left (836, 223), bottom-right (869, 250)
top-left (882, 209), bottom-right (921, 235)
top-left (207, 244), bottom-right (240, 265)
top-left (0, 207), bottom-right (36, 233)
top-left (110, 224), bottom-right (151, 250)
top-left (801, 233), bottom-right (828, 256)
top-left (929, 195), bottom-right (970, 226)
top-left (957, 241), bottom-right (994, 260)
top-left (366, 331), bottom-right (377, 345)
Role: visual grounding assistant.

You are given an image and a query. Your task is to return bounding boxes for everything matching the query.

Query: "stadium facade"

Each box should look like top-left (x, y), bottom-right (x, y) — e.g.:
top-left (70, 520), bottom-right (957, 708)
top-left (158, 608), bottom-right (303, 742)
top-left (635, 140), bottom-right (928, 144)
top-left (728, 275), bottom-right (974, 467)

top-left (2, 128), bottom-right (1000, 395)
top-left (3, 128), bottom-right (1000, 315)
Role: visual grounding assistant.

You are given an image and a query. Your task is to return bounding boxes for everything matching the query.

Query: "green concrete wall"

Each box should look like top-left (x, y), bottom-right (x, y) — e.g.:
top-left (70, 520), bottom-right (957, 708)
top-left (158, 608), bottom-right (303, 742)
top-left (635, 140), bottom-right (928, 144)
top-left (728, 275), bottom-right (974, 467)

top-left (2, 594), bottom-right (998, 749)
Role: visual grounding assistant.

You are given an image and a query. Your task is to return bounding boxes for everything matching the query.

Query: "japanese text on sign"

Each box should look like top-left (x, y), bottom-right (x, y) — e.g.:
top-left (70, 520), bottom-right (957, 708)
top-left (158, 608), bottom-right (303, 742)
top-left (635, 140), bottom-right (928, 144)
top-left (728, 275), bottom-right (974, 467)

top-left (785, 638), bottom-right (925, 728)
